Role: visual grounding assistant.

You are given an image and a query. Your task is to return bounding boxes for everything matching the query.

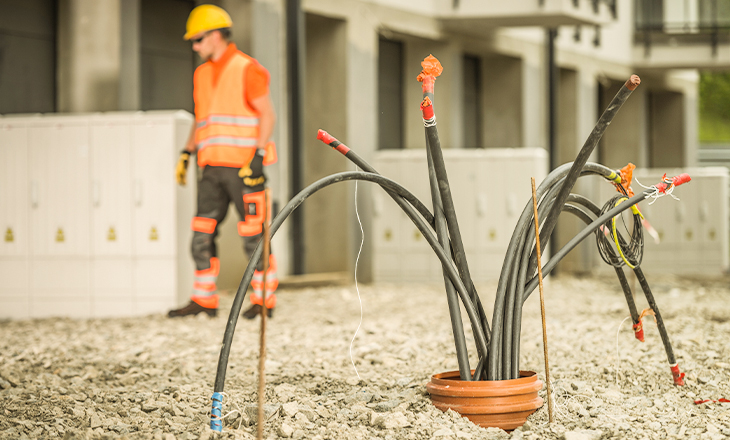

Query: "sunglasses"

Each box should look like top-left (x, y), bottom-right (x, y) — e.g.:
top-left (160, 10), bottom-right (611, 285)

top-left (191, 32), bottom-right (211, 44)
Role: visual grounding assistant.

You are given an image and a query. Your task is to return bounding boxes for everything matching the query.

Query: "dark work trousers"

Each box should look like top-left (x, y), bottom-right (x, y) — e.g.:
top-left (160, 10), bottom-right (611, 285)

top-left (191, 166), bottom-right (267, 272)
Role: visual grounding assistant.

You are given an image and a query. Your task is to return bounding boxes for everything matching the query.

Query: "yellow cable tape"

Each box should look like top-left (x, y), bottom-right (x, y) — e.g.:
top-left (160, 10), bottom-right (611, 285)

top-left (612, 197), bottom-right (636, 269)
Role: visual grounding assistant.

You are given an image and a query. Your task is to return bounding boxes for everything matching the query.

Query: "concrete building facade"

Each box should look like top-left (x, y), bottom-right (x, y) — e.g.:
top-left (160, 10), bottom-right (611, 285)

top-left (1, 0), bottom-right (720, 286)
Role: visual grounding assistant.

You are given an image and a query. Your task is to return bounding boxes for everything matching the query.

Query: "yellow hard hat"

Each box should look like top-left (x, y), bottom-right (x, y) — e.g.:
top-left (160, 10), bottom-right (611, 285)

top-left (184, 4), bottom-right (233, 40)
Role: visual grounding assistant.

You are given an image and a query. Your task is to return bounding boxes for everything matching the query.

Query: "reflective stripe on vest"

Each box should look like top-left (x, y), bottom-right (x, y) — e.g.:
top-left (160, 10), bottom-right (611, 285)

top-left (197, 115), bottom-right (259, 128)
top-left (194, 50), bottom-right (259, 168)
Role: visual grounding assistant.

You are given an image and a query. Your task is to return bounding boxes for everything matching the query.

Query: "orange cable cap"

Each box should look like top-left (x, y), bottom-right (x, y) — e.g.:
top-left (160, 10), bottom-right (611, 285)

top-left (417, 54), bottom-right (443, 82)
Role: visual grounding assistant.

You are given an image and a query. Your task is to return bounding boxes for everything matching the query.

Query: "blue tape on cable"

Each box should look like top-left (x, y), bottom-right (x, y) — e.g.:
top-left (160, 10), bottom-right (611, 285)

top-left (210, 392), bottom-right (223, 432)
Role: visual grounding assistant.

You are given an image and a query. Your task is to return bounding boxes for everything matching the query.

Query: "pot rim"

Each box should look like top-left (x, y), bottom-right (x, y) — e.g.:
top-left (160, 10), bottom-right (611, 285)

top-left (427, 370), bottom-right (543, 397)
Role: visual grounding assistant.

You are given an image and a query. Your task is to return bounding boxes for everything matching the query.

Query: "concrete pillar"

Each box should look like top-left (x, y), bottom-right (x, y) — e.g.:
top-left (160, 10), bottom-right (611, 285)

top-left (58, 0), bottom-right (122, 112)
top-left (217, 0), bottom-right (291, 287)
top-left (302, 13), bottom-right (349, 274)
top-left (521, 47), bottom-right (546, 150)
top-left (346, 11), bottom-right (378, 281)
top-left (251, 0), bottom-right (289, 276)
top-left (444, 43), bottom-right (465, 150)
top-left (684, 87), bottom-right (698, 168)
top-left (119, 0), bottom-right (140, 111)
top-left (599, 80), bottom-right (648, 169)
top-left (482, 54), bottom-right (523, 149)
top-left (555, 67), bottom-right (597, 273)
top-left (219, 0), bottom-right (253, 54)
top-left (575, 68), bottom-right (600, 271)
top-left (649, 91), bottom-right (685, 168)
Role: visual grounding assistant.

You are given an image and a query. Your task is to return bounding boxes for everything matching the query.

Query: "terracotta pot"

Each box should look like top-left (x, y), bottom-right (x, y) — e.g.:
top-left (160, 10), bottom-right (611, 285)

top-left (426, 370), bottom-right (543, 431)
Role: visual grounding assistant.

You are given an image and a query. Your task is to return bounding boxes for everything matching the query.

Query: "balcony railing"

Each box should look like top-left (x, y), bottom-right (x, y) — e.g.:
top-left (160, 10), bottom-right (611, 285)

top-left (636, 0), bottom-right (730, 33)
top-left (636, 0), bottom-right (730, 55)
top-left (439, 0), bottom-right (616, 28)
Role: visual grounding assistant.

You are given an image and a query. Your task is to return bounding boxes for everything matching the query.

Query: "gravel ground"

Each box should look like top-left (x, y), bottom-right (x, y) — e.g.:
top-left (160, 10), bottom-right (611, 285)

top-left (1, 273), bottom-right (730, 440)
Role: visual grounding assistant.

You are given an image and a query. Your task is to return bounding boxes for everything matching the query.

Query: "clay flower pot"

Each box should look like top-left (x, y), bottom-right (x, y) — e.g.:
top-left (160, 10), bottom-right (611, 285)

top-left (426, 370), bottom-right (543, 431)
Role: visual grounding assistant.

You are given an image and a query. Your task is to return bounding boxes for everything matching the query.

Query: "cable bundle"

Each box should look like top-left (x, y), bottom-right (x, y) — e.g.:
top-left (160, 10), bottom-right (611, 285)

top-left (596, 194), bottom-right (644, 269)
top-left (209, 58), bottom-right (690, 431)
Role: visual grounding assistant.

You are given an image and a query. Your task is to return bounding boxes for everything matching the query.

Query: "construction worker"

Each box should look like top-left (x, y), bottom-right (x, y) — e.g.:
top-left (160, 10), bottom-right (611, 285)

top-left (168, 4), bottom-right (278, 319)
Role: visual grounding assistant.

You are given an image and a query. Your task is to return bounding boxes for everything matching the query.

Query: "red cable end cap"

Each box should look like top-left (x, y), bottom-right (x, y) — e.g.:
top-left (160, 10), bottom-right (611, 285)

top-left (673, 173), bottom-right (691, 186)
top-left (671, 364), bottom-right (685, 386)
top-left (632, 322), bottom-right (645, 342)
top-left (317, 129), bottom-right (336, 145)
top-left (625, 74), bottom-right (641, 91)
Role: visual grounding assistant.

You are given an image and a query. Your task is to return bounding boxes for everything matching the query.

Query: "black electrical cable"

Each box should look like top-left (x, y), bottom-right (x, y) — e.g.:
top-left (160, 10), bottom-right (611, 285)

top-left (425, 138), bottom-right (473, 380)
top-left (488, 162), bottom-right (621, 379)
top-left (487, 162), bottom-right (573, 379)
top-left (507, 182), bottom-right (566, 379)
top-left (633, 267), bottom-right (678, 366)
top-left (565, 194), bottom-right (642, 328)
top-left (557, 198), bottom-right (675, 372)
top-left (213, 171), bottom-right (489, 392)
top-left (527, 77), bottom-right (640, 282)
top-left (421, 78), bottom-right (485, 352)
top-left (318, 133), bottom-right (475, 380)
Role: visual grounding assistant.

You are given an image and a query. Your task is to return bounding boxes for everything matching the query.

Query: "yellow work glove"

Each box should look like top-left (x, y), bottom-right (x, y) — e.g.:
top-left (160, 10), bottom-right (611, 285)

top-left (239, 149), bottom-right (266, 188)
top-left (176, 151), bottom-right (191, 186)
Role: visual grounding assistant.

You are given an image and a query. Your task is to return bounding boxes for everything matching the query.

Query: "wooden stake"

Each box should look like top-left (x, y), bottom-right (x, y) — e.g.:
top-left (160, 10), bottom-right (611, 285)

top-left (257, 188), bottom-right (271, 440)
top-left (531, 177), bottom-right (554, 424)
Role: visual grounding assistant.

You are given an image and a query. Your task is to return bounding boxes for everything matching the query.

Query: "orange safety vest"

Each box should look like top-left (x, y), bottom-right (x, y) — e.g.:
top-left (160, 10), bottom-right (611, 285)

top-left (194, 51), bottom-right (261, 168)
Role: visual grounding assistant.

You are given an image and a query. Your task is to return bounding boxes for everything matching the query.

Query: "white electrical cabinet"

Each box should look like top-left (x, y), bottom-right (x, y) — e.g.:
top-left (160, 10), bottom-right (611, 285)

top-left (0, 111), bottom-right (195, 319)
top-left (372, 148), bottom-right (548, 284)
top-left (595, 167), bottom-right (729, 275)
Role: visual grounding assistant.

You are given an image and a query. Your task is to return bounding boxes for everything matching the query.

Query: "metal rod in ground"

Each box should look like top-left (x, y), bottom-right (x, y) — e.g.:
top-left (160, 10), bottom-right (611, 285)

top-left (257, 188), bottom-right (272, 440)
top-left (531, 177), bottom-right (554, 424)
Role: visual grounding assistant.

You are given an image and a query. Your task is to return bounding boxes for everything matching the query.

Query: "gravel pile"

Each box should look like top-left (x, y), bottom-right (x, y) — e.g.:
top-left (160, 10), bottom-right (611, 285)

top-left (1, 274), bottom-right (730, 439)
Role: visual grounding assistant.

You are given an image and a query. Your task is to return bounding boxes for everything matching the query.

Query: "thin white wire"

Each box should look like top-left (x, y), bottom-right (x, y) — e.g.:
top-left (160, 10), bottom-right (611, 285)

top-left (634, 177), bottom-right (681, 205)
top-left (349, 166), bottom-right (365, 380)
top-left (615, 315), bottom-right (631, 387)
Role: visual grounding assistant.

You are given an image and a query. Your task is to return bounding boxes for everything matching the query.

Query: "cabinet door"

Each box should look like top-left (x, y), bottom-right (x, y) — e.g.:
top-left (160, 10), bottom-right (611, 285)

top-left (29, 121), bottom-right (90, 256)
top-left (132, 120), bottom-right (176, 256)
top-left (699, 174), bottom-right (729, 271)
top-left (0, 122), bottom-right (29, 257)
top-left (134, 258), bottom-right (176, 314)
top-left (31, 258), bottom-right (91, 318)
top-left (91, 121), bottom-right (133, 256)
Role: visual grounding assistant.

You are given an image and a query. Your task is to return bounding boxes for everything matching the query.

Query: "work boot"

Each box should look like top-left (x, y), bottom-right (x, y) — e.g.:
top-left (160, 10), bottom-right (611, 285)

top-left (167, 301), bottom-right (217, 318)
top-left (241, 304), bottom-right (273, 320)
